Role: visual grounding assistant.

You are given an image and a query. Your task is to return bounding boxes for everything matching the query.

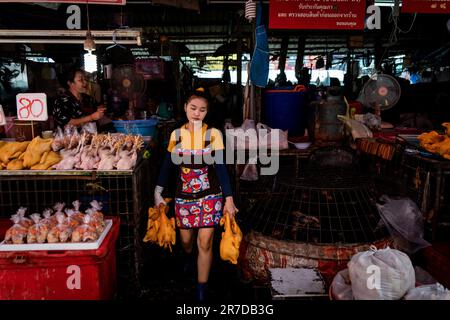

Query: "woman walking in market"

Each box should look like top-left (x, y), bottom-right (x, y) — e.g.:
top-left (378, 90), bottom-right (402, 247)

top-left (154, 89), bottom-right (238, 302)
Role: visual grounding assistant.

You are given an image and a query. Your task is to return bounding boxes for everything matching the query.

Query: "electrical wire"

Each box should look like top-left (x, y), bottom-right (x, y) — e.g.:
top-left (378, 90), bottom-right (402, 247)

top-left (86, 0), bottom-right (90, 31)
top-left (376, 8), bottom-right (417, 71)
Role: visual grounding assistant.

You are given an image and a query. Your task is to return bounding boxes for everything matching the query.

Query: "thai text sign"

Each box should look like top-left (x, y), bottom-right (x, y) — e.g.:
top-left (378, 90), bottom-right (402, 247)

top-left (269, 0), bottom-right (366, 30)
top-left (16, 93), bottom-right (48, 121)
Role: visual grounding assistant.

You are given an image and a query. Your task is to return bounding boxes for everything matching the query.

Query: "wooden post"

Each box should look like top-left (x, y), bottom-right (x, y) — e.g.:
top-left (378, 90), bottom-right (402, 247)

top-left (31, 120), bottom-right (35, 139)
top-left (236, 11), bottom-right (243, 118)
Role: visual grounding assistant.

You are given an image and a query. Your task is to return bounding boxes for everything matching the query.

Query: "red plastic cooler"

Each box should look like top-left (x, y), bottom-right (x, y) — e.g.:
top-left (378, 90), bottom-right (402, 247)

top-left (0, 217), bottom-right (119, 300)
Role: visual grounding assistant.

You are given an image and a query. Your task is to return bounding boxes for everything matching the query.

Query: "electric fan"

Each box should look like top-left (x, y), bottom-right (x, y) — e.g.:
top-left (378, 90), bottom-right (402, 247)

top-left (111, 64), bottom-right (146, 100)
top-left (111, 64), bottom-right (146, 119)
top-left (360, 73), bottom-right (401, 116)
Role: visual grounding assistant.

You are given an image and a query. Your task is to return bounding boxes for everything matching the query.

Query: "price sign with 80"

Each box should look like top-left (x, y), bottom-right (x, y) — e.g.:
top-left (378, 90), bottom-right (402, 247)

top-left (16, 93), bottom-right (48, 121)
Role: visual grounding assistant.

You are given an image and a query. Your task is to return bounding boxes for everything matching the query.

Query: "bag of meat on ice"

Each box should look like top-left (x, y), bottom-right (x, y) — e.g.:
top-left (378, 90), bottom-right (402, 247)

top-left (4, 214), bottom-right (28, 244)
top-left (65, 209), bottom-right (81, 229)
top-left (47, 213), bottom-right (71, 243)
top-left (72, 215), bottom-right (98, 242)
top-left (41, 208), bottom-right (57, 229)
top-left (27, 213), bottom-right (49, 244)
top-left (87, 200), bottom-right (105, 234)
top-left (71, 200), bottom-right (85, 224)
top-left (16, 207), bottom-right (33, 228)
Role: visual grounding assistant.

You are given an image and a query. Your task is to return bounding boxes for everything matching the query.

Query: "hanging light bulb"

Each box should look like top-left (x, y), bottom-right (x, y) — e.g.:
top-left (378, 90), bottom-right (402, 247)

top-left (83, 1), bottom-right (95, 51)
top-left (84, 30), bottom-right (96, 51)
top-left (83, 1), bottom-right (96, 73)
top-left (84, 51), bottom-right (97, 73)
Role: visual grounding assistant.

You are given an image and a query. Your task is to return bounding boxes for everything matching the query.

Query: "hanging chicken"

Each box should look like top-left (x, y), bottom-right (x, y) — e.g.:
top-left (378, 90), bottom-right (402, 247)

top-left (219, 211), bottom-right (242, 265)
top-left (143, 206), bottom-right (160, 243)
top-left (143, 199), bottom-right (175, 251)
top-left (156, 202), bottom-right (176, 252)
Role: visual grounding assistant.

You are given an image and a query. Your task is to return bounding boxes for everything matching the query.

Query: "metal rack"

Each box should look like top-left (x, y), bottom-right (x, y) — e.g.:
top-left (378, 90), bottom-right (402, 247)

top-left (232, 147), bottom-right (316, 206)
top-left (400, 152), bottom-right (450, 241)
top-left (0, 157), bottom-right (152, 297)
top-left (241, 170), bottom-right (389, 244)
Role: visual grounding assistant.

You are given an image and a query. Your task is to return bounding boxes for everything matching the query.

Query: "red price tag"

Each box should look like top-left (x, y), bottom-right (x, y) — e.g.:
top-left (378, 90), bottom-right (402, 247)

top-left (16, 93), bottom-right (48, 121)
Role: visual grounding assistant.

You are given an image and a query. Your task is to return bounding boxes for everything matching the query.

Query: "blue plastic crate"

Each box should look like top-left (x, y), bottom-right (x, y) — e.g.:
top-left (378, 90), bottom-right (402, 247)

top-left (113, 119), bottom-right (158, 137)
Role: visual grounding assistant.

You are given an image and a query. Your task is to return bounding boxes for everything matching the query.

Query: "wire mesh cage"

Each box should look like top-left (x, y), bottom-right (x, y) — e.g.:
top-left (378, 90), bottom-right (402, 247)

top-left (0, 157), bottom-right (152, 297)
top-left (242, 170), bottom-right (390, 245)
top-left (400, 152), bottom-right (450, 240)
top-left (236, 147), bottom-right (391, 244)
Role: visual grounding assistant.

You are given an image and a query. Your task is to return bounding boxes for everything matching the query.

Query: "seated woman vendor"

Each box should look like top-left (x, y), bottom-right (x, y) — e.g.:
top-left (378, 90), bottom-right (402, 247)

top-left (52, 68), bottom-right (105, 129)
top-left (154, 89), bottom-right (238, 302)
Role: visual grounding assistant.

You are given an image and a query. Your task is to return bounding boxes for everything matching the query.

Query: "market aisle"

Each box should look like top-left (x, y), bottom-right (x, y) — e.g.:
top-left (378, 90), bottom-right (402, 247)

top-left (137, 233), bottom-right (268, 302)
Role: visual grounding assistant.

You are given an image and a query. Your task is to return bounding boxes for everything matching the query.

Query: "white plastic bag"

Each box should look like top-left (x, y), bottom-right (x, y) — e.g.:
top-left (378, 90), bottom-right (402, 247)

top-left (240, 155), bottom-right (258, 181)
top-left (81, 122), bottom-right (97, 135)
top-left (224, 119), bottom-right (258, 150)
top-left (338, 115), bottom-right (373, 140)
top-left (256, 123), bottom-right (288, 150)
top-left (348, 246), bottom-right (415, 300)
top-left (331, 269), bottom-right (353, 300)
top-left (376, 195), bottom-right (430, 254)
top-left (404, 283), bottom-right (450, 300)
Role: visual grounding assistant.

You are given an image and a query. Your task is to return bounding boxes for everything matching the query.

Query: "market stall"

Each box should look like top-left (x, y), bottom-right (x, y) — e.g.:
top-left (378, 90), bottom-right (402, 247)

top-left (0, 133), bottom-right (153, 298)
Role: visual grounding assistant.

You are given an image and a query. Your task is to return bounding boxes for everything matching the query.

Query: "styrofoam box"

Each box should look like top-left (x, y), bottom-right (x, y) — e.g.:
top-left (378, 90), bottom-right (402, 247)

top-left (0, 219), bottom-right (112, 251)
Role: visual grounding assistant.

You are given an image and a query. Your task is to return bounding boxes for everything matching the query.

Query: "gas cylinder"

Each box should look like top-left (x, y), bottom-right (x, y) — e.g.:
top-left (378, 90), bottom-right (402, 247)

top-left (314, 87), bottom-right (347, 144)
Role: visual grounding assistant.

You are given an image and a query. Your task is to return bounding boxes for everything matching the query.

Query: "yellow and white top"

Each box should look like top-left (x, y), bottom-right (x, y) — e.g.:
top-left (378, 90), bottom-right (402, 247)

top-left (167, 123), bottom-right (224, 152)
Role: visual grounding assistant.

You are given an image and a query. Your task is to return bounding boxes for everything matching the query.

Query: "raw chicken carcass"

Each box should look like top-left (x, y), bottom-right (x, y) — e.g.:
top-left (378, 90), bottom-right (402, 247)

top-left (0, 141), bottom-right (30, 164)
top-left (6, 158), bottom-right (24, 170)
top-left (97, 153), bottom-right (116, 170)
top-left (116, 150), bottom-right (137, 170)
top-left (54, 150), bottom-right (80, 170)
top-left (21, 137), bottom-right (53, 168)
top-left (143, 207), bottom-right (161, 243)
top-left (155, 202), bottom-right (176, 251)
top-left (219, 212), bottom-right (242, 265)
top-left (31, 151), bottom-right (62, 170)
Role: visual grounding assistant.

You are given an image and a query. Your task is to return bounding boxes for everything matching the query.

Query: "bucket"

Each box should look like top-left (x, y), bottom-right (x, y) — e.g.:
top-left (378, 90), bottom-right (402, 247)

top-left (112, 119), bottom-right (158, 138)
top-left (263, 85), bottom-right (307, 136)
top-left (13, 119), bottom-right (42, 141)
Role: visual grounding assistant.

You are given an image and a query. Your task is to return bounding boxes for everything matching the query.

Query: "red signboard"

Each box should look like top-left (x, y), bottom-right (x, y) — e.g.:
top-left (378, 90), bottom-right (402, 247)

top-left (269, 0), bottom-right (366, 30)
top-left (402, 0), bottom-right (450, 13)
top-left (0, 0), bottom-right (125, 4)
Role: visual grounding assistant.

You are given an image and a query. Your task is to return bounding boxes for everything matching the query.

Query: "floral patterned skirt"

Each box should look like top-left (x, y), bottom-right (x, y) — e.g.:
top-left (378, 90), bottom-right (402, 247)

top-left (175, 193), bottom-right (223, 229)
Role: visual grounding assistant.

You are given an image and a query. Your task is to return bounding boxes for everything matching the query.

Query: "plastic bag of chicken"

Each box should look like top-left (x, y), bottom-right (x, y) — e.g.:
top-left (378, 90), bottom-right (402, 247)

top-left (4, 214), bottom-right (29, 244)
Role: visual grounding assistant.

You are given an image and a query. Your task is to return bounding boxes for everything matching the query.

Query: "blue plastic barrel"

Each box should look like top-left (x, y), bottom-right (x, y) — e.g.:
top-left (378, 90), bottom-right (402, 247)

top-left (112, 119), bottom-right (158, 138)
top-left (263, 85), bottom-right (307, 136)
